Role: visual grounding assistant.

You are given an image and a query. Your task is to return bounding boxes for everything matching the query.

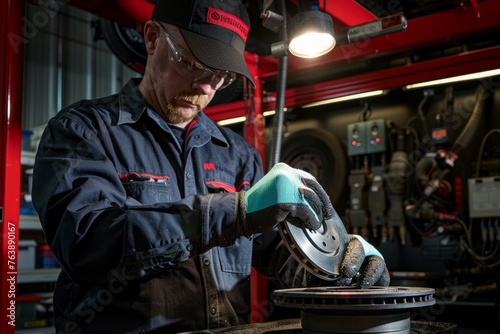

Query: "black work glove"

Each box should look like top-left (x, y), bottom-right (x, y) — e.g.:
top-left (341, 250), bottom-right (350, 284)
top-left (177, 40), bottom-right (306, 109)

top-left (239, 163), bottom-right (332, 237)
top-left (335, 234), bottom-right (391, 286)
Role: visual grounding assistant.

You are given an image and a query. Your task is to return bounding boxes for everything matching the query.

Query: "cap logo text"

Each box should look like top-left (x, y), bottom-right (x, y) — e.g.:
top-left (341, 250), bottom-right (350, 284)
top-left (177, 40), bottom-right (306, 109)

top-left (207, 8), bottom-right (248, 42)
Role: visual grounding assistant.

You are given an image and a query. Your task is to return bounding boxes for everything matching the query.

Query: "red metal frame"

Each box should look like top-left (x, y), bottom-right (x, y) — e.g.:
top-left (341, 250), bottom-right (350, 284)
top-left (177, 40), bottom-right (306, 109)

top-left (67, 0), bottom-right (142, 27)
top-left (288, 0), bottom-right (377, 26)
top-left (115, 0), bottom-right (153, 23)
top-left (0, 1), bottom-right (24, 333)
top-left (205, 42), bottom-right (500, 121)
top-left (279, 46), bottom-right (500, 108)
top-left (258, 0), bottom-right (500, 81)
top-left (67, 0), bottom-right (378, 28)
top-left (205, 30), bottom-right (500, 121)
top-left (244, 53), bottom-right (269, 324)
top-left (1, 0), bottom-right (499, 331)
top-left (64, 0), bottom-right (500, 86)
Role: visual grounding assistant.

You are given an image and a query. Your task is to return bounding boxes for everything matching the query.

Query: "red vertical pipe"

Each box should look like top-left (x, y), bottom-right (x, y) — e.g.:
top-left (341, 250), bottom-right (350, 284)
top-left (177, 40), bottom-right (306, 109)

top-left (0, 0), bottom-right (24, 333)
top-left (244, 53), bottom-right (266, 169)
top-left (244, 53), bottom-right (269, 324)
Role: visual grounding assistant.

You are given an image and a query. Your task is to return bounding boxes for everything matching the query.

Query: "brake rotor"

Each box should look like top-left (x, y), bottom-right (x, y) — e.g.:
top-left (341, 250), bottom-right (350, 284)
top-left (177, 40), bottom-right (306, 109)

top-left (278, 209), bottom-right (349, 280)
top-left (274, 286), bottom-right (436, 311)
top-left (274, 286), bottom-right (437, 334)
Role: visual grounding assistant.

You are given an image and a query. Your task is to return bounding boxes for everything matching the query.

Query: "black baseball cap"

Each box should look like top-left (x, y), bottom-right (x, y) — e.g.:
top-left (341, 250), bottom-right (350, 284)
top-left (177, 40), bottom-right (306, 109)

top-left (152, 0), bottom-right (255, 87)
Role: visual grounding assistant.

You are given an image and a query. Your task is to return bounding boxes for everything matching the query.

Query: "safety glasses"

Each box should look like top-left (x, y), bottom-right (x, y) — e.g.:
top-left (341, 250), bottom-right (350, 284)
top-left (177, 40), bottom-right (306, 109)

top-left (158, 23), bottom-right (236, 91)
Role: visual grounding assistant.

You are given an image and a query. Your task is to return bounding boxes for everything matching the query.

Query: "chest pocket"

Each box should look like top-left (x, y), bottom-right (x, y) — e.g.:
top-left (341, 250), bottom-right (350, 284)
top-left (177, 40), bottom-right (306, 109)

top-left (205, 180), bottom-right (237, 193)
top-left (217, 237), bottom-right (252, 275)
top-left (123, 181), bottom-right (171, 204)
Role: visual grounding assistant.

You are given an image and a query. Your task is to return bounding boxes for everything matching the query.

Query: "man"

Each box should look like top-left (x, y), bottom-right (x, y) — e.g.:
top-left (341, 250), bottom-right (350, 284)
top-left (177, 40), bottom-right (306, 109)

top-left (32, 0), bottom-right (389, 333)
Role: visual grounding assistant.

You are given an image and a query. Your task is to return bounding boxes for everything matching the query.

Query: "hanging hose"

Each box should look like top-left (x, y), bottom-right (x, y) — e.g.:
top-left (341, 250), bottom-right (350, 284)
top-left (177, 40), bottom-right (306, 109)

top-left (418, 89), bottom-right (433, 146)
top-left (451, 84), bottom-right (490, 154)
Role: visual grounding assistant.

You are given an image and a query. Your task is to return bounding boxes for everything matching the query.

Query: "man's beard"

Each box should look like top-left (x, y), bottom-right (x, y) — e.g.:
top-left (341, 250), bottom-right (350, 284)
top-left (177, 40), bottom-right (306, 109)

top-left (163, 93), bottom-right (209, 124)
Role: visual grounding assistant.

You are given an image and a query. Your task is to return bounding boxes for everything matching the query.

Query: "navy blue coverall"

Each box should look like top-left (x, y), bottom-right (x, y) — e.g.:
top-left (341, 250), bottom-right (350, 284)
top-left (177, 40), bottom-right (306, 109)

top-left (32, 79), bottom-right (297, 333)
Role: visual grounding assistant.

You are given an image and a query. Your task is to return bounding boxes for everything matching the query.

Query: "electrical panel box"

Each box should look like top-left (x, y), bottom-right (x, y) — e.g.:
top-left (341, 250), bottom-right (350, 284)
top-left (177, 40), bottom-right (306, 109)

top-left (347, 119), bottom-right (387, 156)
top-left (347, 122), bottom-right (366, 156)
top-left (366, 119), bottom-right (387, 154)
top-left (468, 177), bottom-right (500, 218)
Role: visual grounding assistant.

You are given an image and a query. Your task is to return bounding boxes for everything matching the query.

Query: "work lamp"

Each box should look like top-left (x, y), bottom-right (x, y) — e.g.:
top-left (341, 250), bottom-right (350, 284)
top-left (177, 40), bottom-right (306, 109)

top-left (288, 9), bottom-right (335, 58)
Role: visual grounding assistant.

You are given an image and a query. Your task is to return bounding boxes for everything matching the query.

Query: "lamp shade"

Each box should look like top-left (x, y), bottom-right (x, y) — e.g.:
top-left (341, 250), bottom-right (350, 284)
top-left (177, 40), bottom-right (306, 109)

top-left (288, 11), bottom-right (335, 58)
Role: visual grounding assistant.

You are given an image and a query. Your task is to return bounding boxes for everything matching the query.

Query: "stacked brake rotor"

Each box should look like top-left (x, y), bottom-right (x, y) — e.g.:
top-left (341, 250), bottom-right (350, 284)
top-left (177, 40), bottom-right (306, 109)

top-left (277, 210), bottom-right (438, 334)
top-left (274, 286), bottom-right (437, 334)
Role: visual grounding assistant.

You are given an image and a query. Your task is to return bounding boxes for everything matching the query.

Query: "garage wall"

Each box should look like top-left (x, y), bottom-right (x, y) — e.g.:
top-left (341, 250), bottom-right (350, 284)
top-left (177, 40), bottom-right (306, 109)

top-left (22, 2), bottom-right (141, 130)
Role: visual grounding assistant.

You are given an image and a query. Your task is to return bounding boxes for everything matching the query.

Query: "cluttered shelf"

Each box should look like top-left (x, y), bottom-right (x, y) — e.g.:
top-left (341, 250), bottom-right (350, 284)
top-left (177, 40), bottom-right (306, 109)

top-left (21, 150), bottom-right (35, 166)
top-left (16, 326), bottom-right (56, 334)
top-left (17, 268), bottom-right (60, 284)
top-left (20, 215), bottom-right (42, 230)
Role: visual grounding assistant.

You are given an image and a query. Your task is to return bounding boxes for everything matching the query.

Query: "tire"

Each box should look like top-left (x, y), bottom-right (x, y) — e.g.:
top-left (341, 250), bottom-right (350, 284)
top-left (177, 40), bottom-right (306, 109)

top-left (281, 129), bottom-right (348, 207)
top-left (98, 19), bottom-right (147, 74)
